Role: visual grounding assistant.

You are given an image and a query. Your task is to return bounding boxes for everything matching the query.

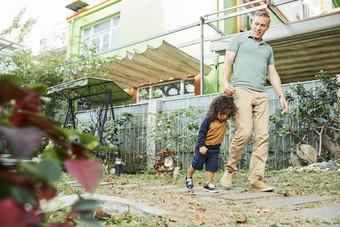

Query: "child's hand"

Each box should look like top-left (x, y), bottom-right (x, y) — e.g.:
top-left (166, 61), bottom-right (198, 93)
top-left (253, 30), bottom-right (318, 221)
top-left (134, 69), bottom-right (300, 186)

top-left (199, 146), bottom-right (207, 155)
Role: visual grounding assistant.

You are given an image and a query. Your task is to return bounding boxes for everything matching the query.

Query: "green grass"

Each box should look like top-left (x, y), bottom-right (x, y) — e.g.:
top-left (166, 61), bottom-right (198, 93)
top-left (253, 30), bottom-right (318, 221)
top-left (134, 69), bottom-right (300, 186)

top-left (53, 169), bottom-right (340, 226)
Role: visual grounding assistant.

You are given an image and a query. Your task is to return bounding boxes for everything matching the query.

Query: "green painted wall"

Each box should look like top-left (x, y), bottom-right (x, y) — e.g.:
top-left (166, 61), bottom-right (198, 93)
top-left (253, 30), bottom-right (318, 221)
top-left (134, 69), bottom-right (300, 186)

top-left (66, 0), bottom-right (245, 95)
top-left (203, 0), bottom-right (238, 95)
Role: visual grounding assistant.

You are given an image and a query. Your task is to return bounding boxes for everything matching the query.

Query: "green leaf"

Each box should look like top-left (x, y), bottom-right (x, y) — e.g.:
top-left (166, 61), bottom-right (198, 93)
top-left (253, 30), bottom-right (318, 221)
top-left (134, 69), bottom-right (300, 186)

top-left (73, 198), bottom-right (99, 212)
top-left (10, 185), bottom-right (38, 207)
top-left (36, 159), bottom-right (61, 183)
top-left (77, 215), bottom-right (102, 227)
top-left (25, 84), bottom-right (48, 95)
top-left (41, 147), bottom-right (63, 164)
top-left (0, 74), bottom-right (22, 86)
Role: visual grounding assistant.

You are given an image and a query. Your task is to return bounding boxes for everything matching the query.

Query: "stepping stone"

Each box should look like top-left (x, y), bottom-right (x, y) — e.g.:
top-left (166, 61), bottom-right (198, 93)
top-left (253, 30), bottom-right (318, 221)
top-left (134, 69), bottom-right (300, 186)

top-left (64, 181), bottom-right (78, 184)
top-left (115, 184), bottom-right (138, 188)
top-left (220, 192), bottom-right (281, 201)
top-left (255, 195), bottom-right (331, 208)
top-left (169, 187), bottom-right (243, 196)
top-left (40, 194), bottom-right (169, 217)
top-left (291, 204), bottom-right (340, 218)
top-left (63, 181), bottom-right (113, 186)
top-left (139, 185), bottom-right (177, 190)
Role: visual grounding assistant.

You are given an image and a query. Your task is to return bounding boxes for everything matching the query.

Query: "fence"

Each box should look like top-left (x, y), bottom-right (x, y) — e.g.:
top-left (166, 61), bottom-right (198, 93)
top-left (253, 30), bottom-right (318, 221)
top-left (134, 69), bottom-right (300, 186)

top-left (76, 80), bottom-right (323, 173)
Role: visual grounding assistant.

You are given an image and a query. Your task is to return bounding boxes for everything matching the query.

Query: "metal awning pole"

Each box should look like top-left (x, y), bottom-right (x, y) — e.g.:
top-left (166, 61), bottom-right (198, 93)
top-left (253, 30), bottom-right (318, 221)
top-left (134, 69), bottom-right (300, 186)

top-left (200, 16), bottom-right (205, 95)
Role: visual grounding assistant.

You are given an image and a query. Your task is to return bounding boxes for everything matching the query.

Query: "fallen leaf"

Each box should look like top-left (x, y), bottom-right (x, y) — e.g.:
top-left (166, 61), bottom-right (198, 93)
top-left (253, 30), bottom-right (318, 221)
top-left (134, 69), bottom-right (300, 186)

top-left (148, 203), bottom-right (155, 206)
top-left (169, 218), bottom-right (178, 222)
top-left (95, 208), bottom-right (110, 219)
top-left (288, 189), bottom-right (296, 195)
top-left (193, 220), bottom-right (204, 225)
top-left (308, 169), bottom-right (313, 173)
top-left (196, 207), bottom-right (206, 212)
top-left (235, 217), bottom-right (247, 224)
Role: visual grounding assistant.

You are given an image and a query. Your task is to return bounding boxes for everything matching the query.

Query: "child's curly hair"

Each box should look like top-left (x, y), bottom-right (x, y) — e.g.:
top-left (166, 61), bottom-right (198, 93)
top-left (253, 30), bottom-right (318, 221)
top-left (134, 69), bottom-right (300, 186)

top-left (206, 95), bottom-right (236, 121)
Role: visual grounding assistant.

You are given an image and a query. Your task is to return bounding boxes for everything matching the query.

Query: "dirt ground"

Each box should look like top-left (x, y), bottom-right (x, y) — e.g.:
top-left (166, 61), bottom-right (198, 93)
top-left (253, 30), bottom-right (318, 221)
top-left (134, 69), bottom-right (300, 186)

top-left (59, 169), bottom-right (340, 226)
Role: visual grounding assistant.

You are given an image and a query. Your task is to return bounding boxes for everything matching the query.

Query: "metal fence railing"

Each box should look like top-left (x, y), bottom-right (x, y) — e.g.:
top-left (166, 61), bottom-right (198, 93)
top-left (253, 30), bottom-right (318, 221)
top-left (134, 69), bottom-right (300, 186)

top-left (74, 80), bottom-right (324, 173)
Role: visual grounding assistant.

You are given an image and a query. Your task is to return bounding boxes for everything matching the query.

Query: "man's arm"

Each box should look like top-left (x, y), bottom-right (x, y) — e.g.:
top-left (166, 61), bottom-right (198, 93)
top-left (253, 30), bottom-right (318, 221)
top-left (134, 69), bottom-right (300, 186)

top-left (222, 51), bottom-right (236, 97)
top-left (267, 64), bottom-right (288, 115)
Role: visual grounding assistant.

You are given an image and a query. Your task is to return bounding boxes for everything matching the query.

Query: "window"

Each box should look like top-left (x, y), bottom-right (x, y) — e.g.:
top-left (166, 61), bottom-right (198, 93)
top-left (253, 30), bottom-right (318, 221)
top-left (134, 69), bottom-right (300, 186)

top-left (137, 79), bottom-right (195, 102)
top-left (82, 15), bottom-right (120, 53)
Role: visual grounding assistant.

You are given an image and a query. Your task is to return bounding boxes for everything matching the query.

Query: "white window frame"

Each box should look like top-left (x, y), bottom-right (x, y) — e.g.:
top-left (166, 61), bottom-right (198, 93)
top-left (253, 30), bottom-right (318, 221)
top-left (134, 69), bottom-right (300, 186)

top-left (81, 14), bottom-right (120, 54)
top-left (137, 78), bottom-right (195, 103)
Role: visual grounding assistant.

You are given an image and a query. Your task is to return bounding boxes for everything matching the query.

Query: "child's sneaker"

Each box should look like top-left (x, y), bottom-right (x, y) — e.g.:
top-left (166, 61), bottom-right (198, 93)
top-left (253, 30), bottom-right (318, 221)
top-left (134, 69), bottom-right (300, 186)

top-left (203, 183), bottom-right (219, 193)
top-left (185, 175), bottom-right (193, 190)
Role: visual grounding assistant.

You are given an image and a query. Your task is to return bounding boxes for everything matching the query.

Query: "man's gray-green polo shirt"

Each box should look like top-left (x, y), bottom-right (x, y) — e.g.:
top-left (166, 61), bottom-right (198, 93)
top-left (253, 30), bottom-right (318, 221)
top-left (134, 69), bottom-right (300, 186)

top-left (228, 34), bottom-right (275, 92)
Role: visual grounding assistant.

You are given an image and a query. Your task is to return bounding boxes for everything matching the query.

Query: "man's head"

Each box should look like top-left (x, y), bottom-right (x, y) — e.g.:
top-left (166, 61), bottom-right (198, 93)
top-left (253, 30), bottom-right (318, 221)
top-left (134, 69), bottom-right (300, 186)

top-left (251, 11), bottom-right (271, 41)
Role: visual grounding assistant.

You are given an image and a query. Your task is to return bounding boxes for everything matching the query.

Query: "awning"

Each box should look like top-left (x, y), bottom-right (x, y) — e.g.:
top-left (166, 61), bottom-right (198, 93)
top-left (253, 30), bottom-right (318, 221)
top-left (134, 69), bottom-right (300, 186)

top-left (0, 36), bottom-right (25, 58)
top-left (47, 77), bottom-right (132, 104)
top-left (210, 10), bottom-right (340, 83)
top-left (104, 40), bottom-right (212, 89)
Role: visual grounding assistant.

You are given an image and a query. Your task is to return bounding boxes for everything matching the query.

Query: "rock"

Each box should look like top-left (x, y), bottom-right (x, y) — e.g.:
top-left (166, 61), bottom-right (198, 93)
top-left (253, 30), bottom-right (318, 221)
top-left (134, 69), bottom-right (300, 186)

top-left (286, 166), bottom-right (293, 172)
top-left (297, 144), bottom-right (317, 162)
top-left (291, 154), bottom-right (302, 167)
top-left (40, 194), bottom-right (169, 217)
top-left (306, 163), bottom-right (321, 168)
top-left (329, 165), bottom-right (338, 171)
top-left (320, 161), bottom-right (329, 169)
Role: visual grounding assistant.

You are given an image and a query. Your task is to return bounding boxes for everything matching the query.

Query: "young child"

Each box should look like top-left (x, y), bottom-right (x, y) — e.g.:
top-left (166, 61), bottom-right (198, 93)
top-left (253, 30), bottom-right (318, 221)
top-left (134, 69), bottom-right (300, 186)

top-left (185, 95), bottom-right (236, 192)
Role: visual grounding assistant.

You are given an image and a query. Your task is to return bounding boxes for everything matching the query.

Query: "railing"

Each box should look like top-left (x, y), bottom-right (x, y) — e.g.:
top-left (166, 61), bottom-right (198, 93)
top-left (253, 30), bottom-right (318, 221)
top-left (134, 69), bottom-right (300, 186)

top-left (75, 79), bottom-right (323, 173)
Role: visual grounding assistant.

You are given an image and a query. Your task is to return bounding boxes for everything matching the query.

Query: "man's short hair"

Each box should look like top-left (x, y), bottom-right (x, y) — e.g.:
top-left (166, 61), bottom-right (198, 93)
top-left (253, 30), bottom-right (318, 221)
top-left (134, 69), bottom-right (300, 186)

top-left (255, 11), bottom-right (271, 25)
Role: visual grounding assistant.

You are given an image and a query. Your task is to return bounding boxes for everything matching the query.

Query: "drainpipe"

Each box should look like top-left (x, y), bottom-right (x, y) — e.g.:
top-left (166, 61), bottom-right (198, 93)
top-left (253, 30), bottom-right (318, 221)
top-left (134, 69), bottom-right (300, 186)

top-left (200, 16), bottom-right (205, 95)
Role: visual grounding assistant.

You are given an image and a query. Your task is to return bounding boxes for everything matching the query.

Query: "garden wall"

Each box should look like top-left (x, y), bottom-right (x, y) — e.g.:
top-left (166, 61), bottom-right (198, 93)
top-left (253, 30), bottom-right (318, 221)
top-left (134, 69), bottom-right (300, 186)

top-left (76, 80), bottom-right (322, 173)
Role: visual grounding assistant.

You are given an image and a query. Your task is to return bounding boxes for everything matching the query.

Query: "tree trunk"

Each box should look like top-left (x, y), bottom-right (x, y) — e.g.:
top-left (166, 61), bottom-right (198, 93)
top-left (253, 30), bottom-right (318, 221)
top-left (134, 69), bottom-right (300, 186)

top-left (322, 134), bottom-right (340, 159)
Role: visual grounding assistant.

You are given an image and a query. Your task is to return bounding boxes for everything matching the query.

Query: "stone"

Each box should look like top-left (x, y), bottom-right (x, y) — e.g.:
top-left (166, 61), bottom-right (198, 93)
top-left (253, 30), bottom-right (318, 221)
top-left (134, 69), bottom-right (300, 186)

top-left (139, 185), bottom-right (177, 190)
top-left (291, 154), bottom-right (302, 167)
top-left (219, 192), bottom-right (281, 201)
top-left (291, 204), bottom-right (340, 218)
top-left (40, 194), bottom-right (169, 217)
top-left (329, 165), bottom-right (338, 171)
top-left (115, 184), bottom-right (138, 188)
top-left (320, 161), bottom-right (329, 169)
top-left (297, 144), bottom-right (317, 162)
top-left (254, 195), bottom-right (331, 208)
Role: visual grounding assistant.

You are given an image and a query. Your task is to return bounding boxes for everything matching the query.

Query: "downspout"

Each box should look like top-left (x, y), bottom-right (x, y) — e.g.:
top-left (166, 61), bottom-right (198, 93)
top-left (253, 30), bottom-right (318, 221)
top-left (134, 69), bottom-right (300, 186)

top-left (200, 16), bottom-right (205, 95)
top-left (216, 0), bottom-right (220, 92)
top-left (67, 18), bottom-right (75, 59)
top-left (236, 0), bottom-right (240, 33)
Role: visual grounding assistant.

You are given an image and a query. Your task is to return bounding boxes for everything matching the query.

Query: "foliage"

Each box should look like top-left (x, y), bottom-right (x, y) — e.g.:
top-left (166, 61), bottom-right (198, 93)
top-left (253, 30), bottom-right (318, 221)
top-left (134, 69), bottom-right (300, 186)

top-left (0, 75), bottom-right (103, 226)
top-left (0, 7), bottom-right (37, 43)
top-left (270, 70), bottom-right (340, 160)
top-left (147, 106), bottom-right (202, 153)
top-left (99, 209), bottom-right (167, 226)
top-left (65, 43), bottom-right (115, 82)
top-left (153, 149), bottom-right (178, 174)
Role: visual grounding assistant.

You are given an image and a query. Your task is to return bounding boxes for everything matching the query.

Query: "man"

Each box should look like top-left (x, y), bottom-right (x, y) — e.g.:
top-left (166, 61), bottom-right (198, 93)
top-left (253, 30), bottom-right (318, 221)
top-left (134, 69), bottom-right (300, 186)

top-left (220, 11), bottom-right (288, 192)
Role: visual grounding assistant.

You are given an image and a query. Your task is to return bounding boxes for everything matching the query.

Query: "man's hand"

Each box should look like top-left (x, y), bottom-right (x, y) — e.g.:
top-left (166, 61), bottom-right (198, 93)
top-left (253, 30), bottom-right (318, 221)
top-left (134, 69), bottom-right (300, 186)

top-left (199, 146), bottom-right (207, 155)
top-left (223, 83), bottom-right (236, 97)
top-left (280, 96), bottom-right (288, 115)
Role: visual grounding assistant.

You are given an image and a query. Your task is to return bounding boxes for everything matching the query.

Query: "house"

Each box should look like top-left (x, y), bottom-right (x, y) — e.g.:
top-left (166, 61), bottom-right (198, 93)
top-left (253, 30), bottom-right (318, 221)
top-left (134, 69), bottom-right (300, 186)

top-left (64, 0), bottom-right (339, 105)
top-left (63, 0), bottom-right (340, 171)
